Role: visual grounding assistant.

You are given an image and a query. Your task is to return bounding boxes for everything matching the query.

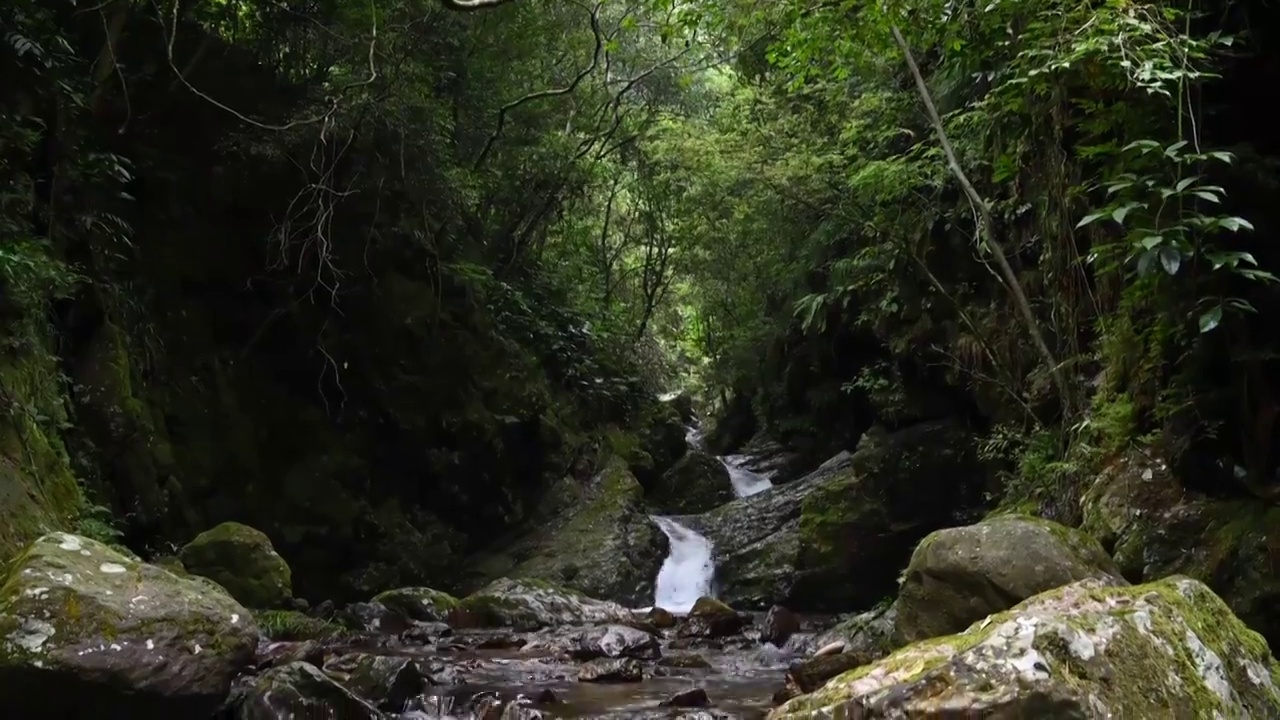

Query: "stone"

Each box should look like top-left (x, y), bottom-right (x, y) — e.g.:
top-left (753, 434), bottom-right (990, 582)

top-left (771, 576), bottom-right (1280, 719)
top-left (662, 687), bottom-right (711, 708)
top-left (659, 390), bottom-right (697, 423)
top-left (781, 653), bottom-right (863, 702)
top-left (323, 652), bottom-right (427, 711)
top-left (577, 657), bottom-right (644, 683)
top-left (571, 624), bottom-right (661, 660)
top-left (338, 601), bottom-right (412, 635)
top-left (659, 653), bottom-right (712, 669)
top-left (649, 450), bottom-right (734, 515)
top-left (1081, 448), bottom-right (1280, 649)
top-left (464, 458), bottom-right (668, 605)
top-left (810, 601), bottom-right (897, 667)
top-left (178, 521), bottom-right (293, 609)
top-left (255, 640), bottom-right (326, 671)
top-left (371, 587), bottom-right (460, 622)
top-left (236, 661), bottom-right (383, 719)
top-left (895, 514), bottom-right (1124, 644)
top-left (0, 533), bottom-right (258, 718)
top-left (677, 597), bottom-right (748, 639)
top-left (762, 605), bottom-right (801, 646)
top-left (451, 578), bottom-right (633, 630)
top-left (647, 606), bottom-right (677, 628)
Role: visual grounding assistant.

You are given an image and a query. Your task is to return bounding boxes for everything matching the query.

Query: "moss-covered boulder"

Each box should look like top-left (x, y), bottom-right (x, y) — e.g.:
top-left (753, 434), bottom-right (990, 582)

top-left (371, 587), bottom-right (459, 622)
top-left (773, 576), bottom-right (1280, 719)
top-left (451, 577), bottom-right (633, 630)
top-left (1081, 449), bottom-right (1280, 649)
top-left (895, 514), bottom-right (1124, 644)
top-left (0, 533), bottom-right (258, 717)
top-left (648, 450), bottom-right (733, 514)
top-left (659, 390), bottom-right (696, 423)
top-left (236, 661), bottom-right (381, 719)
top-left (632, 401), bottom-right (689, 484)
top-left (179, 521), bottom-right (292, 609)
top-left (812, 600), bottom-right (898, 665)
top-left (466, 458), bottom-right (667, 605)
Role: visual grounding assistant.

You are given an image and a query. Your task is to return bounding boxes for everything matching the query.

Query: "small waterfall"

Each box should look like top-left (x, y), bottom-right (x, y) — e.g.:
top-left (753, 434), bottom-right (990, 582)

top-left (650, 515), bottom-right (714, 613)
top-left (722, 454), bottom-right (772, 497)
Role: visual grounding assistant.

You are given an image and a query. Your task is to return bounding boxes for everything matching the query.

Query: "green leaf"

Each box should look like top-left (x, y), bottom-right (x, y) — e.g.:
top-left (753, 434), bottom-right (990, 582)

top-left (1175, 176), bottom-right (1199, 192)
top-left (1198, 305), bottom-right (1222, 333)
top-left (1074, 212), bottom-right (1107, 229)
top-left (1191, 190), bottom-right (1221, 203)
top-left (1158, 246), bottom-right (1181, 275)
top-left (1139, 235), bottom-right (1163, 250)
top-left (1219, 216), bottom-right (1255, 232)
top-left (1111, 203), bottom-right (1140, 224)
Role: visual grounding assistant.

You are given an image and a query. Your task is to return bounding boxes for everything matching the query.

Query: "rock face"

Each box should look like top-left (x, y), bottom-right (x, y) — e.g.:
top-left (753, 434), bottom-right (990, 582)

top-left (451, 578), bottom-right (633, 630)
top-left (466, 458), bottom-right (667, 605)
top-left (571, 625), bottom-right (661, 660)
top-left (678, 597), bottom-right (748, 639)
top-left (690, 420), bottom-right (987, 610)
top-left (772, 576), bottom-right (1280, 719)
top-left (811, 601), bottom-right (898, 666)
top-left (0, 533), bottom-right (258, 718)
top-left (649, 450), bottom-right (734, 515)
top-left (894, 514), bottom-right (1124, 644)
top-left (1081, 448), bottom-right (1280, 649)
top-left (370, 587), bottom-right (459, 622)
top-left (179, 521), bottom-right (292, 608)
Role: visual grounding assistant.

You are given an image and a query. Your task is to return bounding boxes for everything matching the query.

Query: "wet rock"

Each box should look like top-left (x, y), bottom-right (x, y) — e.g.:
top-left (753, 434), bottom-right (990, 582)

top-left (465, 459), bottom-right (668, 605)
top-left (647, 607), bottom-right (677, 629)
top-left (649, 450), bottom-right (734, 515)
top-left (771, 576), bottom-right (1280, 719)
top-left (256, 640), bottom-right (326, 670)
top-left (571, 624), bottom-right (660, 660)
top-left (178, 521), bottom-right (292, 609)
top-left (677, 597), bottom-right (748, 639)
top-left (658, 653), bottom-right (712, 669)
top-left (810, 601), bottom-right (897, 666)
top-left (735, 434), bottom-right (808, 484)
top-left (577, 657), bottom-right (644, 683)
top-left (500, 696), bottom-right (549, 719)
top-left (660, 389), bottom-right (696, 424)
top-left (400, 620), bottom-right (451, 644)
top-left (309, 599), bottom-right (337, 620)
top-left (699, 421), bottom-right (989, 611)
top-left (662, 687), bottom-right (711, 708)
top-left (323, 652), bottom-right (426, 711)
top-left (477, 634), bottom-right (528, 650)
top-left (1081, 448), bottom-right (1280, 649)
top-left (762, 605), bottom-right (801, 646)
top-left (533, 688), bottom-right (559, 704)
top-left (339, 601), bottom-right (412, 635)
top-left (781, 653), bottom-right (862, 702)
top-left (237, 661), bottom-right (382, 718)
top-left (0, 533), bottom-right (258, 718)
top-left (634, 401), bottom-right (690, 482)
top-left (451, 578), bottom-right (633, 630)
top-left (895, 513), bottom-right (1124, 644)
top-left (372, 587), bottom-right (460, 622)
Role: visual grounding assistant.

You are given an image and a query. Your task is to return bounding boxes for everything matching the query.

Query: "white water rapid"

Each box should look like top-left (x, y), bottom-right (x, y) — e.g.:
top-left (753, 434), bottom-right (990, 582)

top-left (650, 515), bottom-right (715, 613)
top-left (721, 454), bottom-right (772, 497)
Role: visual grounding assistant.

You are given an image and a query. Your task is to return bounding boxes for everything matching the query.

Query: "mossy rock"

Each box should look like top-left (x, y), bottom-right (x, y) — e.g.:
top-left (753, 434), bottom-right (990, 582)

top-left (473, 457), bottom-right (667, 605)
top-left (631, 401), bottom-right (688, 484)
top-left (772, 576), bottom-right (1280, 718)
top-left (452, 577), bottom-right (633, 630)
top-left (648, 450), bottom-right (733, 514)
top-left (895, 514), bottom-right (1125, 644)
top-left (371, 587), bottom-right (460, 622)
top-left (1080, 448), bottom-right (1280, 650)
top-left (811, 599), bottom-right (898, 667)
top-left (179, 522), bottom-right (292, 609)
top-left (790, 420), bottom-right (989, 610)
top-left (0, 533), bottom-right (258, 717)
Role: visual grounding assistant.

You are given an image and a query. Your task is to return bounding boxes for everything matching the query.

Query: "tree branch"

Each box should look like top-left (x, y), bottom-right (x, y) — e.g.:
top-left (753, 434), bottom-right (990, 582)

top-left (891, 24), bottom-right (1073, 418)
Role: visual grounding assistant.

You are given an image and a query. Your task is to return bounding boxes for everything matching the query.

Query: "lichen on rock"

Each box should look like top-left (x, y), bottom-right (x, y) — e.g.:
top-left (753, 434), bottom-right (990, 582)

top-left (179, 521), bottom-right (292, 609)
top-left (772, 576), bottom-right (1280, 719)
top-left (371, 586), bottom-right (460, 622)
top-left (451, 577), bottom-right (633, 630)
top-left (0, 532), bottom-right (258, 717)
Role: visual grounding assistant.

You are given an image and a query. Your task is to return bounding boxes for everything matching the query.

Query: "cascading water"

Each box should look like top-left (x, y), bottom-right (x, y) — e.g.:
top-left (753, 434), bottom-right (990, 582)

top-left (650, 515), bottom-right (715, 613)
top-left (721, 454), bottom-right (772, 497)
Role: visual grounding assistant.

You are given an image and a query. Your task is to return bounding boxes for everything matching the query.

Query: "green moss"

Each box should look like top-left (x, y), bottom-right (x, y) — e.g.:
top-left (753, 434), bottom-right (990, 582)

top-left (255, 610), bottom-right (344, 641)
top-left (372, 587), bottom-right (460, 621)
top-left (179, 521), bottom-right (293, 609)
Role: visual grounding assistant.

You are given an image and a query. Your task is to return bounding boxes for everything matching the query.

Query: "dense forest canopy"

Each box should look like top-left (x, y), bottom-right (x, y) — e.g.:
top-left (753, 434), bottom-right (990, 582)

top-left (3, 0), bottom-right (1280, 595)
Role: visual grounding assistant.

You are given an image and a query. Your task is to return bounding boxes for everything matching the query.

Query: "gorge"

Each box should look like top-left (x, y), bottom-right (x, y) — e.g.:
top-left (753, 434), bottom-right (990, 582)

top-left (5, 0), bottom-right (1280, 717)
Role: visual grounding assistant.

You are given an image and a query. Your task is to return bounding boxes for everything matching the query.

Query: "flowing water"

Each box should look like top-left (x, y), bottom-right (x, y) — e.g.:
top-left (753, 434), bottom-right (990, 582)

top-left (650, 515), bottom-right (715, 614)
top-left (721, 455), bottom-right (772, 498)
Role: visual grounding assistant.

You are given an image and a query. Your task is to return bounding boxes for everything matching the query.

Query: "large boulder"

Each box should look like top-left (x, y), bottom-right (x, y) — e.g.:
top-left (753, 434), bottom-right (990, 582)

top-left (0, 533), bottom-right (258, 717)
top-left (179, 521), bottom-right (292, 608)
top-left (690, 420), bottom-right (987, 610)
top-left (450, 578), bottom-right (633, 630)
top-left (894, 514), bottom-right (1124, 643)
top-left (649, 450), bottom-right (734, 514)
top-left (465, 458), bottom-right (667, 605)
top-left (370, 587), bottom-right (459, 622)
top-left (771, 576), bottom-right (1280, 719)
top-left (236, 661), bottom-right (382, 719)
top-left (633, 401), bottom-right (689, 483)
top-left (1081, 448), bottom-right (1280, 649)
